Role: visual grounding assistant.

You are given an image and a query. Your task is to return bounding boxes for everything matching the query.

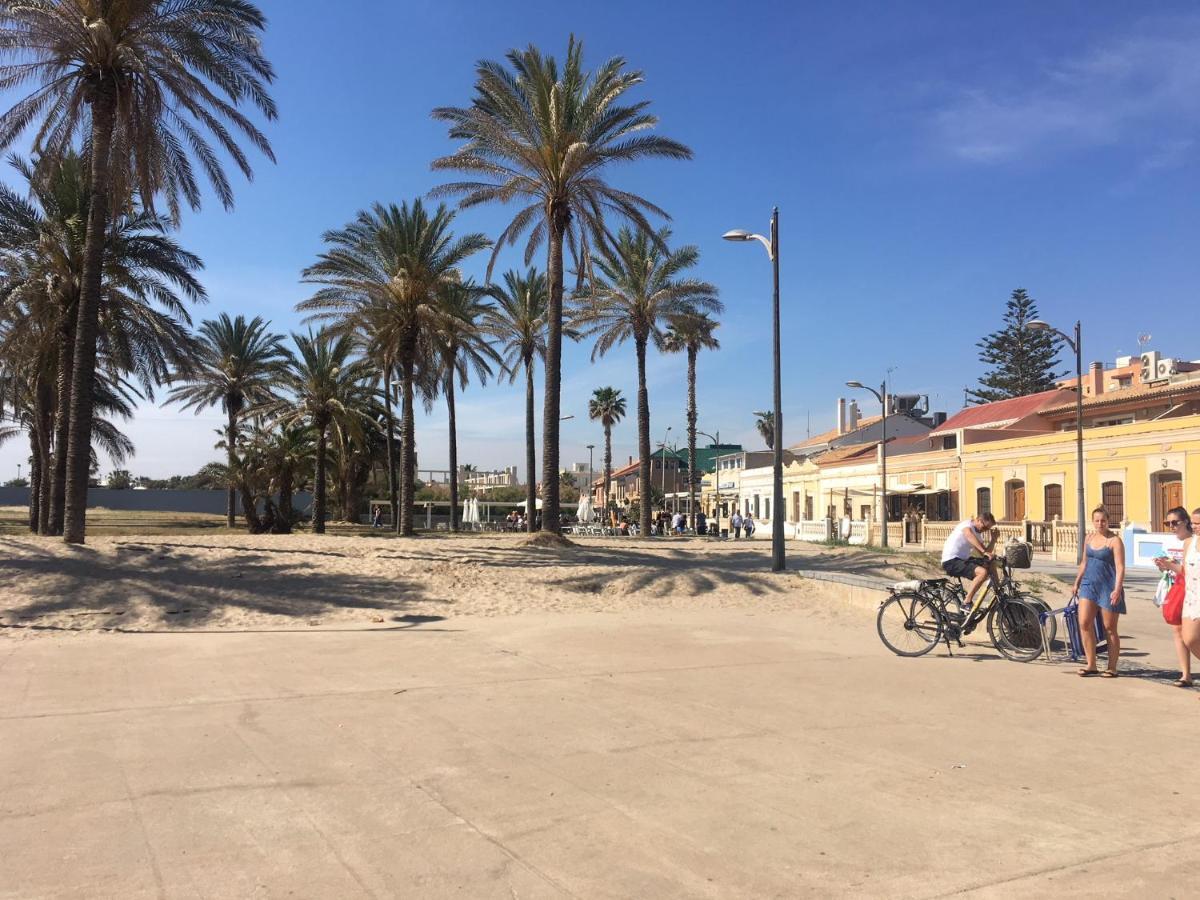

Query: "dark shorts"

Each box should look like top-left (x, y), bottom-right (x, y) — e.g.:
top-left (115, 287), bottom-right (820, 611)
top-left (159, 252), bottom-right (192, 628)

top-left (942, 556), bottom-right (988, 579)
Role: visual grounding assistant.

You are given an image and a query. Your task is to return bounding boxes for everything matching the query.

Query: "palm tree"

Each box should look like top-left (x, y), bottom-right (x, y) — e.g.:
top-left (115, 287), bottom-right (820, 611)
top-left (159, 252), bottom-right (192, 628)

top-left (587, 387), bottom-right (626, 520)
top-left (299, 200), bottom-right (489, 536)
top-left (272, 331), bottom-right (374, 534)
top-left (483, 268), bottom-right (548, 534)
top-left (0, 1), bottom-right (277, 544)
top-left (573, 227), bottom-right (720, 536)
top-left (166, 314), bottom-right (289, 527)
top-left (250, 423), bottom-right (314, 534)
top-left (664, 311), bottom-right (720, 529)
top-left (432, 36), bottom-right (692, 534)
top-left (0, 151), bottom-right (204, 534)
top-left (434, 280), bottom-right (497, 532)
top-left (754, 411), bottom-right (775, 449)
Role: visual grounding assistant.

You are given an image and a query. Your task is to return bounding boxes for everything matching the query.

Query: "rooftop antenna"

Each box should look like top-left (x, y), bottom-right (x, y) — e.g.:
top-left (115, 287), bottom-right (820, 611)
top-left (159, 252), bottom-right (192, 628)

top-left (1138, 333), bottom-right (1152, 353)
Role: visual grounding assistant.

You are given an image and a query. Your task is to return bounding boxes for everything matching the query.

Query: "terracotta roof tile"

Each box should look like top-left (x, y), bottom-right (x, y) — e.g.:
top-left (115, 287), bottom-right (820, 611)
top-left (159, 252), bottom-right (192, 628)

top-left (1038, 380), bottom-right (1200, 414)
top-left (930, 389), bottom-right (1073, 435)
top-left (790, 414), bottom-right (883, 450)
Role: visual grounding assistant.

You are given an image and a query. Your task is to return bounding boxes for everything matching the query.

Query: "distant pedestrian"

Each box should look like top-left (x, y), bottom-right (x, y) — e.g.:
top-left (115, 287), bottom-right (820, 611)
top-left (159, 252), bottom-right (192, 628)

top-left (731, 511), bottom-right (743, 539)
top-left (672, 511), bottom-right (685, 534)
top-left (696, 511), bottom-right (708, 536)
top-left (371, 506), bottom-right (383, 528)
top-left (743, 516), bottom-right (756, 539)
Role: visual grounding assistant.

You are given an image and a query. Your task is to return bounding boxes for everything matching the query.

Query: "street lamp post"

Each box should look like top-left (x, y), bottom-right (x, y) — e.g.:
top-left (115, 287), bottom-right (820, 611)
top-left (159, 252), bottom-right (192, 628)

top-left (724, 208), bottom-right (785, 572)
top-left (697, 429), bottom-right (722, 538)
top-left (846, 379), bottom-right (889, 547)
top-left (1029, 319), bottom-right (1085, 562)
top-left (586, 444), bottom-right (594, 514)
top-left (658, 426), bottom-right (672, 516)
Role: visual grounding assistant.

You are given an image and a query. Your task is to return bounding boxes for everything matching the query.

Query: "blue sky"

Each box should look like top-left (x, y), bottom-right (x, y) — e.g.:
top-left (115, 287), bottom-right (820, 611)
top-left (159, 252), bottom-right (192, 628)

top-left (3, 0), bottom-right (1200, 481)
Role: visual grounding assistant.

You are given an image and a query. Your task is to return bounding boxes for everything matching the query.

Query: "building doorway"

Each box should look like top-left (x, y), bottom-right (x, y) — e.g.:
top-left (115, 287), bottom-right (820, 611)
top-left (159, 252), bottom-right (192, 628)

top-left (1153, 470), bottom-right (1183, 527)
top-left (1004, 479), bottom-right (1025, 521)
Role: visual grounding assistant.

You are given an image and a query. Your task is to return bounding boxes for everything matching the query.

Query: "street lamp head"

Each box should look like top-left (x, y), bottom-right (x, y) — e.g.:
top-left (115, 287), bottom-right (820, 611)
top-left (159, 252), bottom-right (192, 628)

top-left (1026, 320), bottom-right (1050, 331)
top-left (722, 229), bottom-right (754, 242)
top-left (845, 380), bottom-right (864, 389)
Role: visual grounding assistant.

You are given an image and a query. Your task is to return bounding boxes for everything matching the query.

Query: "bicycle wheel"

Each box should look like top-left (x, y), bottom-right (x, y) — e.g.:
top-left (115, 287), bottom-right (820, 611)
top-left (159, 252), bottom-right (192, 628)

top-left (988, 598), bottom-right (1044, 662)
top-left (1019, 594), bottom-right (1057, 646)
top-left (877, 592), bottom-right (944, 657)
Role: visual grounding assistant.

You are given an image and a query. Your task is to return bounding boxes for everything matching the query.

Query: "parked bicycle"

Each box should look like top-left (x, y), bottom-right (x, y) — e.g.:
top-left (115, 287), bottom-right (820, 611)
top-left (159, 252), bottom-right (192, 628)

top-left (876, 557), bottom-right (1052, 661)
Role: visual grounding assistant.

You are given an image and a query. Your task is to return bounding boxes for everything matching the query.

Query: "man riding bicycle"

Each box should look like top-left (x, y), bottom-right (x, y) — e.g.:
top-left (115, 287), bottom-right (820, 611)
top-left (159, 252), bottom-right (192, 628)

top-left (940, 512), bottom-right (998, 611)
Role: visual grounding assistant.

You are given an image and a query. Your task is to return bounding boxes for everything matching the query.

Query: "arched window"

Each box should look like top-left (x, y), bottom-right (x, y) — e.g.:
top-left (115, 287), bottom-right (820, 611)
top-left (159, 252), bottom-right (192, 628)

top-left (976, 487), bottom-right (992, 516)
top-left (1101, 481), bottom-right (1124, 523)
top-left (1044, 484), bottom-right (1063, 520)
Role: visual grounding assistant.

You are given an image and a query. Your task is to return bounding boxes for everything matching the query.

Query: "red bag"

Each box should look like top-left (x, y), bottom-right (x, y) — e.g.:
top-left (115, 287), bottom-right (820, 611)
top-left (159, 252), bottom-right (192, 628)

top-left (1163, 572), bottom-right (1185, 626)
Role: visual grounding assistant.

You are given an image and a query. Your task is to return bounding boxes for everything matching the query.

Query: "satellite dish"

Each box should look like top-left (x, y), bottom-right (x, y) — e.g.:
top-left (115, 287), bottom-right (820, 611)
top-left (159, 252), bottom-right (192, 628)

top-left (1138, 333), bottom-right (1152, 348)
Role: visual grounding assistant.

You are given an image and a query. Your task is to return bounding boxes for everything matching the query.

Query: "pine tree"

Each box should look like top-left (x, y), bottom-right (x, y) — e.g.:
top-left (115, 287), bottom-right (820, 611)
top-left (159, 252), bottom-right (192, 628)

top-left (968, 289), bottom-right (1065, 403)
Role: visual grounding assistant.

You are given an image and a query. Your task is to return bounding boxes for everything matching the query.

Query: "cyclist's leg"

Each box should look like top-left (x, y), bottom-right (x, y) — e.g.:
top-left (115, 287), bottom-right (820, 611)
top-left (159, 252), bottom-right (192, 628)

top-left (965, 562), bottom-right (989, 606)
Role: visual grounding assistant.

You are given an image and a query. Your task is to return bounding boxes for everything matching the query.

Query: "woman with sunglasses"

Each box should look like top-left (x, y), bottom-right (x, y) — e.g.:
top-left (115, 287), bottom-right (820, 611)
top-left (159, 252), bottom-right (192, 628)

top-left (1155, 507), bottom-right (1200, 694)
top-left (1155, 508), bottom-right (1195, 687)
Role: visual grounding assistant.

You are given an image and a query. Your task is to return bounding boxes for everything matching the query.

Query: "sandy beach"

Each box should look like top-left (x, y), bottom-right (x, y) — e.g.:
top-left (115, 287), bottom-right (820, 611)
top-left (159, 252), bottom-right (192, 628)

top-left (0, 532), bottom-right (943, 633)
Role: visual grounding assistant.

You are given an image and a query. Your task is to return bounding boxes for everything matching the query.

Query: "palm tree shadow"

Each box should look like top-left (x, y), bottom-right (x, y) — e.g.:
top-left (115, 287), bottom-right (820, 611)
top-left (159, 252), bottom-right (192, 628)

top-left (0, 543), bottom-right (441, 628)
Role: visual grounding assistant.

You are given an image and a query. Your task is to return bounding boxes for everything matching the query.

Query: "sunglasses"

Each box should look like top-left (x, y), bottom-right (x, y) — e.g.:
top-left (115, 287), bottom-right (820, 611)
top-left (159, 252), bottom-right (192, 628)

top-left (1166, 519), bottom-right (1185, 527)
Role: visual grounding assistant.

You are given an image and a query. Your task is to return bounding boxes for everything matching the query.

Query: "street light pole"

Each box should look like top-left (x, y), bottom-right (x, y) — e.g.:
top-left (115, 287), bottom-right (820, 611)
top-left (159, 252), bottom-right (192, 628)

top-left (846, 379), bottom-right (889, 547)
top-left (1029, 318), bottom-right (1086, 563)
top-left (698, 429), bottom-right (721, 538)
top-left (724, 209), bottom-right (786, 573)
top-left (1071, 321), bottom-right (1084, 560)
top-left (586, 443), bottom-right (594, 514)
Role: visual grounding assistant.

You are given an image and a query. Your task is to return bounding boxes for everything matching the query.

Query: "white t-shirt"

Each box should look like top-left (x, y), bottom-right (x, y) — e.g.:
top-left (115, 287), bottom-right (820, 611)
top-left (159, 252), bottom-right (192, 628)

top-left (941, 520), bottom-right (983, 563)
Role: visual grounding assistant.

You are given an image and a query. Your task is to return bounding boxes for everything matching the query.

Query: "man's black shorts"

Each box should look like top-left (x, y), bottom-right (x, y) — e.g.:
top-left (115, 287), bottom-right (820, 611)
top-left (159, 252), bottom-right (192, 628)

top-left (942, 556), bottom-right (988, 579)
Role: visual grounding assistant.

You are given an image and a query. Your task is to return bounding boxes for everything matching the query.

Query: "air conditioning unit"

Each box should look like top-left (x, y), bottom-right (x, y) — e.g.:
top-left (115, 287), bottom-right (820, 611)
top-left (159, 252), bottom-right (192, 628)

top-left (1140, 351), bottom-right (1177, 383)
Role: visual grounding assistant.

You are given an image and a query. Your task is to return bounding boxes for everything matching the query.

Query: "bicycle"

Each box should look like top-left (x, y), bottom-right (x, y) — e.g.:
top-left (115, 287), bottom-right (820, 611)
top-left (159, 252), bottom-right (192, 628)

top-left (876, 557), bottom-right (1052, 661)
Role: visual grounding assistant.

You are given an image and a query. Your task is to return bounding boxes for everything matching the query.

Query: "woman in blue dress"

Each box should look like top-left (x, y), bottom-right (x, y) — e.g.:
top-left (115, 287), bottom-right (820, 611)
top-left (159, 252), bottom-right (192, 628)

top-left (1072, 506), bottom-right (1126, 677)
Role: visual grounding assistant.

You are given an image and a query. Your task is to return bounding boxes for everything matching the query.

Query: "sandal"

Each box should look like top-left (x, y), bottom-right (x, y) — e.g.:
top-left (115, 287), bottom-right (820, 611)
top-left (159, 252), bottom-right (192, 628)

top-left (1101, 670), bottom-right (1119, 678)
top-left (1173, 678), bottom-right (1193, 688)
top-left (1077, 668), bottom-right (1099, 677)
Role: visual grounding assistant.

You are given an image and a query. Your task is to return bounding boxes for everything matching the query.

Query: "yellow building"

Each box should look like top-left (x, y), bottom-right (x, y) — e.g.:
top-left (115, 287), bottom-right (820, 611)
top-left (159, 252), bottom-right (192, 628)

top-left (961, 414), bottom-right (1200, 529)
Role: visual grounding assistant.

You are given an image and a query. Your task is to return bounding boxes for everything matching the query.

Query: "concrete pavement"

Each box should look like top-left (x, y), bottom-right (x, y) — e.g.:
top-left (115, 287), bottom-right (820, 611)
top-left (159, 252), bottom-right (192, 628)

top-left (2, 600), bottom-right (1197, 899)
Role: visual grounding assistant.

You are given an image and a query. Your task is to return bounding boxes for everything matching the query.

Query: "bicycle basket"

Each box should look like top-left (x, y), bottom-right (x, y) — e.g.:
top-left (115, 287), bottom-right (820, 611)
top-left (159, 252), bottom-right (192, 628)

top-left (1004, 540), bottom-right (1033, 569)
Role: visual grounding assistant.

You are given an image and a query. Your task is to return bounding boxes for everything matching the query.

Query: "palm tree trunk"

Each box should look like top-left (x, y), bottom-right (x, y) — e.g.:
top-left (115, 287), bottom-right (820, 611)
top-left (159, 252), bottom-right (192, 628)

top-left (446, 369), bottom-right (460, 533)
top-left (48, 297), bottom-right (74, 536)
top-left (525, 355), bottom-right (537, 534)
top-left (63, 85), bottom-right (118, 545)
top-left (313, 422), bottom-right (328, 534)
top-left (28, 430), bottom-right (40, 534)
top-left (277, 470), bottom-right (294, 534)
top-left (241, 481), bottom-right (263, 533)
top-left (636, 335), bottom-right (652, 536)
top-left (383, 366), bottom-right (398, 530)
top-left (687, 345), bottom-right (697, 530)
top-left (541, 206), bottom-right (568, 533)
top-left (226, 405), bottom-right (238, 528)
top-left (603, 422), bottom-right (613, 524)
top-left (35, 377), bottom-right (53, 534)
top-left (399, 355), bottom-right (416, 536)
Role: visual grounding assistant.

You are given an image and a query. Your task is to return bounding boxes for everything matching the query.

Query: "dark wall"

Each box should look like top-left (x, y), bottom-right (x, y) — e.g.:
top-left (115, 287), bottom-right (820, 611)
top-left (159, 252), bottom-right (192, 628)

top-left (0, 487), bottom-right (313, 515)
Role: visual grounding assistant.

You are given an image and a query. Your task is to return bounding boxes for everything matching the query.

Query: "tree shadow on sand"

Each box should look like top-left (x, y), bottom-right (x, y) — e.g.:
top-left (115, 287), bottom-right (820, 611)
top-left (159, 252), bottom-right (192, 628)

top-left (0, 539), bottom-right (442, 628)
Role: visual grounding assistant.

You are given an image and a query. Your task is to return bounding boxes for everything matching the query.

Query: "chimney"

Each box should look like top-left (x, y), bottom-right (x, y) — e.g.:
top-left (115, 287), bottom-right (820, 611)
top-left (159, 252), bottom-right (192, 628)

top-left (629, 455), bottom-right (633, 465)
top-left (847, 400), bottom-right (860, 431)
top-left (1089, 361), bottom-right (1104, 397)
top-left (836, 398), bottom-right (846, 436)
